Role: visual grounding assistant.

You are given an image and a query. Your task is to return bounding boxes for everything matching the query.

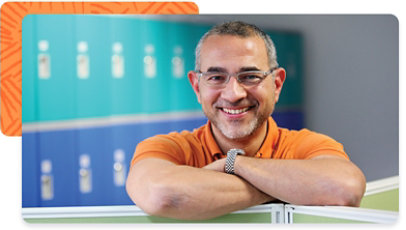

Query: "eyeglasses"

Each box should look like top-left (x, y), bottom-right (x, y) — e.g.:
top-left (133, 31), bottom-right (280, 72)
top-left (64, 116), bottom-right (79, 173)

top-left (196, 67), bottom-right (278, 89)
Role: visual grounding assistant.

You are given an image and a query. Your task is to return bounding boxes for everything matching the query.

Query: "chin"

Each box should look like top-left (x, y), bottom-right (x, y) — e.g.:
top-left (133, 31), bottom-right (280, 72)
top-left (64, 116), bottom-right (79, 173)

top-left (218, 121), bottom-right (257, 140)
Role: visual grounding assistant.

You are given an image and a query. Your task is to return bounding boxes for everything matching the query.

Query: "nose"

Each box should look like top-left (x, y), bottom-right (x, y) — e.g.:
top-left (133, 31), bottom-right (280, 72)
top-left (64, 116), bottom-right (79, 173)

top-left (220, 76), bottom-right (247, 103)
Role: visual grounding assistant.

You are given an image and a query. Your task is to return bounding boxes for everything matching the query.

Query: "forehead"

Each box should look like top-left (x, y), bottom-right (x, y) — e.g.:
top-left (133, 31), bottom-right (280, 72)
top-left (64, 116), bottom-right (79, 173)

top-left (200, 35), bottom-right (269, 72)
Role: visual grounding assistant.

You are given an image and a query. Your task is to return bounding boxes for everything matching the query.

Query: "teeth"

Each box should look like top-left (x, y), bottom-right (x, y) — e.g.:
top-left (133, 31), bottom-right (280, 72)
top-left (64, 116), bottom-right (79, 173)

top-left (222, 107), bottom-right (249, 115)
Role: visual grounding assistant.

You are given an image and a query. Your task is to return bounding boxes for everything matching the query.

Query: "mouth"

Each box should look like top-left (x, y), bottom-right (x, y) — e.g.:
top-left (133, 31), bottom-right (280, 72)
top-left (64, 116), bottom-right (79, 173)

top-left (220, 106), bottom-right (255, 115)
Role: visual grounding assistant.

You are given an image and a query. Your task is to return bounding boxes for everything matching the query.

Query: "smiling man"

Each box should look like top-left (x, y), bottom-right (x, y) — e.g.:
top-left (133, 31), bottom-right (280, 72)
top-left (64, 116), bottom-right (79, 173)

top-left (126, 21), bottom-right (366, 220)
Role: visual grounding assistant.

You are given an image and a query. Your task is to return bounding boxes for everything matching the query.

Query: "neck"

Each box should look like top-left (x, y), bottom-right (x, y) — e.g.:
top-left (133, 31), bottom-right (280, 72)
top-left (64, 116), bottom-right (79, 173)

top-left (211, 120), bottom-right (268, 157)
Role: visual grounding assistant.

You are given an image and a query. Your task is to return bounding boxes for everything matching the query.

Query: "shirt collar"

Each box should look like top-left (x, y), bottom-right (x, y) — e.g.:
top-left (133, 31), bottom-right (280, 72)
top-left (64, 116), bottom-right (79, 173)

top-left (205, 117), bottom-right (280, 158)
top-left (257, 117), bottom-right (280, 158)
top-left (204, 120), bottom-right (223, 158)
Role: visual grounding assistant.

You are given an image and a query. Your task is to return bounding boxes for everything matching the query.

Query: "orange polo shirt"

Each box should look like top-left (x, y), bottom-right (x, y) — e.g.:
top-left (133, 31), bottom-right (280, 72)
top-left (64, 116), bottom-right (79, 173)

top-left (131, 117), bottom-right (349, 167)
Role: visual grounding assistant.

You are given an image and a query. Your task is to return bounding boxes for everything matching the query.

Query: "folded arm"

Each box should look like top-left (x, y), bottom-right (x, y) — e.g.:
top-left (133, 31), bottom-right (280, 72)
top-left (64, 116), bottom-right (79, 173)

top-left (206, 155), bottom-right (366, 206)
top-left (126, 158), bottom-right (273, 220)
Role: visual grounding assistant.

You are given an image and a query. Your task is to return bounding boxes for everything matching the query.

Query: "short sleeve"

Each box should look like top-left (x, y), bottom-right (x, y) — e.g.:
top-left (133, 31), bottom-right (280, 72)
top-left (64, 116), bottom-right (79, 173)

top-left (130, 134), bottom-right (187, 167)
top-left (293, 129), bottom-right (349, 160)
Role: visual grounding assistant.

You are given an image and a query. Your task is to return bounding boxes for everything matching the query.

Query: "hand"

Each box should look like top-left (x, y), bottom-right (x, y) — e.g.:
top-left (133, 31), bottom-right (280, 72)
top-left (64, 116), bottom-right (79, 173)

top-left (203, 158), bottom-right (226, 172)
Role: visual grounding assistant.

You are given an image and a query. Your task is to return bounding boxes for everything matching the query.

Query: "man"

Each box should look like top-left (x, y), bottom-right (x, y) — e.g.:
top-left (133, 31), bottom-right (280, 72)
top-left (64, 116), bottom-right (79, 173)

top-left (126, 21), bottom-right (366, 220)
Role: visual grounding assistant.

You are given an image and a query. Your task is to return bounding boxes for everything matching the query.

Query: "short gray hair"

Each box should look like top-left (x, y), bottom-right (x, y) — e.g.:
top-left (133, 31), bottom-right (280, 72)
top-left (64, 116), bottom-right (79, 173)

top-left (195, 21), bottom-right (278, 71)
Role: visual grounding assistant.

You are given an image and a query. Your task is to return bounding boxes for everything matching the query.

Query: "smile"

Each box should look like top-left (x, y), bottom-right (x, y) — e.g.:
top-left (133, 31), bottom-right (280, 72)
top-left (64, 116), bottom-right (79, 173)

top-left (221, 107), bottom-right (250, 115)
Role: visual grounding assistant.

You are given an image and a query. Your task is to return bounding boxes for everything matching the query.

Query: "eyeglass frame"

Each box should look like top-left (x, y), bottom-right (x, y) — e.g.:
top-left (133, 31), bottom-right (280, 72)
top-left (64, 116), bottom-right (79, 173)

top-left (195, 66), bottom-right (279, 88)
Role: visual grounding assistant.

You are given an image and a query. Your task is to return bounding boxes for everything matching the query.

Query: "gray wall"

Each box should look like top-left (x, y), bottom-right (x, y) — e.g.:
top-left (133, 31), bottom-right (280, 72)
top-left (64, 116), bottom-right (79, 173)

top-left (152, 15), bottom-right (399, 182)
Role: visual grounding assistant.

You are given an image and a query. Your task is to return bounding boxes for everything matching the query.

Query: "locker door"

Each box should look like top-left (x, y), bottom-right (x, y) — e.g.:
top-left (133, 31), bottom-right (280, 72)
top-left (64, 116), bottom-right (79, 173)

top-left (167, 22), bottom-right (210, 131)
top-left (22, 15), bottom-right (37, 123)
top-left (275, 32), bottom-right (303, 108)
top-left (76, 127), bottom-right (111, 206)
top-left (139, 18), bottom-right (170, 114)
top-left (74, 15), bottom-right (111, 119)
top-left (22, 132), bottom-right (40, 207)
top-left (110, 123), bottom-right (144, 205)
top-left (109, 16), bottom-right (143, 116)
top-left (35, 15), bottom-right (76, 122)
top-left (37, 130), bottom-right (77, 207)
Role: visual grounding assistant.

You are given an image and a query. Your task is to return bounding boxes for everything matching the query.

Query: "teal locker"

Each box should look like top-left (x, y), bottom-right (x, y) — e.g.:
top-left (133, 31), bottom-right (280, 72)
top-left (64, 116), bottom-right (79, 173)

top-left (268, 32), bottom-right (303, 109)
top-left (22, 15), bottom-right (37, 123)
top-left (281, 33), bottom-right (303, 107)
top-left (109, 16), bottom-right (143, 116)
top-left (167, 22), bottom-right (208, 113)
top-left (74, 15), bottom-right (111, 119)
top-left (167, 22), bottom-right (196, 112)
top-left (139, 18), bottom-right (171, 114)
top-left (35, 15), bottom-right (76, 121)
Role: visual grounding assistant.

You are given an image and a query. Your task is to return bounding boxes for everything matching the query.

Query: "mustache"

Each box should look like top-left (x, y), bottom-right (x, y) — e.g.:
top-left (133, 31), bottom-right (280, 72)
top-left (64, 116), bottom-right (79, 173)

top-left (214, 99), bottom-right (257, 108)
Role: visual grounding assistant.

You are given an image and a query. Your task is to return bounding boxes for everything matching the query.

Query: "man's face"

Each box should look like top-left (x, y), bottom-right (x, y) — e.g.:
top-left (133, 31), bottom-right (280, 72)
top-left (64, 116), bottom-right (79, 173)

top-left (189, 35), bottom-right (285, 140)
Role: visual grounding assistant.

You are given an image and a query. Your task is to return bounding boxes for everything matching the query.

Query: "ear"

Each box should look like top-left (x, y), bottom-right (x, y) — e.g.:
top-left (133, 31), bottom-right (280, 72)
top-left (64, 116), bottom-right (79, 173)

top-left (273, 68), bottom-right (286, 103)
top-left (187, 71), bottom-right (202, 104)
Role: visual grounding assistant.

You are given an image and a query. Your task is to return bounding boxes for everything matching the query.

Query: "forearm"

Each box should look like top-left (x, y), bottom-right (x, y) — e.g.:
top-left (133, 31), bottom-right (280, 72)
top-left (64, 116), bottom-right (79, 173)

top-left (234, 156), bottom-right (366, 206)
top-left (126, 159), bottom-right (272, 220)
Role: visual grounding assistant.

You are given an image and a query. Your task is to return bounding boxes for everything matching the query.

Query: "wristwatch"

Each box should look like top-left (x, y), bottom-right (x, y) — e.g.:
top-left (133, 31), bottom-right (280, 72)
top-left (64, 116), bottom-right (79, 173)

top-left (225, 148), bottom-right (245, 175)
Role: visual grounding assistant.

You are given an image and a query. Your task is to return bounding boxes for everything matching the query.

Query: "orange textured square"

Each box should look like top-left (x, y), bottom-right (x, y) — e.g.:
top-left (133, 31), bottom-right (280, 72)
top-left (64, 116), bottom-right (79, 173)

top-left (0, 1), bottom-right (199, 136)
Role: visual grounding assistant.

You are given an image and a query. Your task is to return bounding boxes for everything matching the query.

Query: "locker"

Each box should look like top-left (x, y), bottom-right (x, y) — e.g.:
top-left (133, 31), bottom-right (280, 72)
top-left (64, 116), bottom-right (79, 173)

top-left (22, 15), bottom-right (37, 123)
top-left (167, 22), bottom-right (205, 112)
top-left (35, 15), bottom-right (77, 122)
top-left (74, 15), bottom-right (111, 119)
top-left (76, 127), bottom-right (111, 206)
top-left (22, 132), bottom-right (40, 207)
top-left (37, 130), bottom-right (77, 207)
top-left (139, 19), bottom-right (171, 114)
top-left (110, 123), bottom-right (145, 205)
top-left (269, 32), bottom-right (303, 109)
top-left (170, 117), bottom-right (208, 133)
top-left (109, 16), bottom-right (143, 116)
top-left (272, 111), bottom-right (304, 131)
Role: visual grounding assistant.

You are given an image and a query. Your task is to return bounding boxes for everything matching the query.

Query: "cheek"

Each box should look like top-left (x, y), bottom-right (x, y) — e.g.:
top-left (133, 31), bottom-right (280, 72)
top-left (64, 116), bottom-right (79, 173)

top-left (252, 86), bottom-right (275, 109)
top-left (199, 87), bottom-right (220, 107)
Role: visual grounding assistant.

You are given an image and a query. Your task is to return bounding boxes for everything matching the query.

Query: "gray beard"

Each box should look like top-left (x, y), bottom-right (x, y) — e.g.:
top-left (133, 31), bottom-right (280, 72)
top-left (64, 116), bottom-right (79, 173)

top-left (209, 112), bottom-right (268, 140)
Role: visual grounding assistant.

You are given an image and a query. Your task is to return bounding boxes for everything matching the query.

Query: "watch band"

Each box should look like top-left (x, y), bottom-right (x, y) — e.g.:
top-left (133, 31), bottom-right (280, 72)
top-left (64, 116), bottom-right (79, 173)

top-left (225, 148), bottom-right (245, 175)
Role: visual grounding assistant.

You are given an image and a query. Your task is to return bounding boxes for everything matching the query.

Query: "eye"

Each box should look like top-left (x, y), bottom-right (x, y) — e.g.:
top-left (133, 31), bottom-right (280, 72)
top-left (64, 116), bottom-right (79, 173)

top-left (205, 73), bottom-right (227, 84)
top-left (239, 73), bottom-right (263, 83)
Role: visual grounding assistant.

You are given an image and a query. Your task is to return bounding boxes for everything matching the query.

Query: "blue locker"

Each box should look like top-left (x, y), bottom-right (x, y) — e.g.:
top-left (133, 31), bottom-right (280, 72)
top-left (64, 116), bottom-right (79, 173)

top-left (170, 117), bottom-right (208, 133)
top-left (37, 130), bottom-right (77, 207)
top-left (272, 111), bottom-right (304, 131)
top-left (76, 127), bottom-right (112, 206)
top-left (110, 123), bottom-right (146, 205)
top-left (22, 132), bottom-right (40, 207)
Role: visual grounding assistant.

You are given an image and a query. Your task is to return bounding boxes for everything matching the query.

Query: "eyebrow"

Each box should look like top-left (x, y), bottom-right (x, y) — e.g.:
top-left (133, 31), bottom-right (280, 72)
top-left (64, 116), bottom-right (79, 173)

top-left (239, 66), bottom-right (261, 72)
top-left (205, 66), bottom-right (261, 73)
top-left (206, 67), bottom-right (227, 72)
